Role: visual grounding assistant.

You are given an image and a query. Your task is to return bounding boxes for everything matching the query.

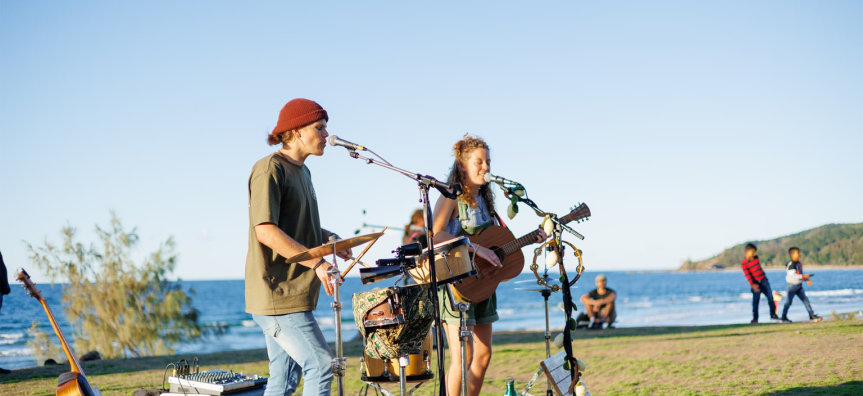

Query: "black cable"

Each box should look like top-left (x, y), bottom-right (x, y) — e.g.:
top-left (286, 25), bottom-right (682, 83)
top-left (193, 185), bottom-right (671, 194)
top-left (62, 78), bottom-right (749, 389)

top-left (162, 363), bottom-right (176, 391)
top-left (366, 148), bottom-right (392, 167)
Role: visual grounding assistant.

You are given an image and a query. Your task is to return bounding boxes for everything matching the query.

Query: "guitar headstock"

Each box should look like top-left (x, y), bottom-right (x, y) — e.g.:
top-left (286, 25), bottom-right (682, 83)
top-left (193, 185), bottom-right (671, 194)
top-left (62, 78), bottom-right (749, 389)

top-left (560, 202), bottom-right (591, 225)
top-left (15, 268), bottom-right (44, 301)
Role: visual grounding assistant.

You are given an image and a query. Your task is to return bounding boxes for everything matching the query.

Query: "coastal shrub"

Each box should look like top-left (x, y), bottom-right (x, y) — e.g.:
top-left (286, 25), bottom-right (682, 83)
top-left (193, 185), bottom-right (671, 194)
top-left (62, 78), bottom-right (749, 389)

top-left (26, 321), bottom-right (66, 364)
top-left (25, 212), bottom-right (202, 359)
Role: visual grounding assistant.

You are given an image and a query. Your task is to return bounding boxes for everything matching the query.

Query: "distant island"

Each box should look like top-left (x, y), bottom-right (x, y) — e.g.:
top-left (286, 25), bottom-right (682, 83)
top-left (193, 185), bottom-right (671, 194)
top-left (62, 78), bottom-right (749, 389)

top-left (679, 223), bottom-right (863, 271)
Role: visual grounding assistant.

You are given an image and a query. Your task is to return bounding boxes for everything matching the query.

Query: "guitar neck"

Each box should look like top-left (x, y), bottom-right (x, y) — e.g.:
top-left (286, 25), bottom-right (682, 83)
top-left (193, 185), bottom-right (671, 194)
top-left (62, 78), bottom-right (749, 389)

top-left (500, 229), bottom-right (542, 255)
top-left (38, 298), bottom-right (84, 375)
top-left (499, 210), bottom-right (585, 255)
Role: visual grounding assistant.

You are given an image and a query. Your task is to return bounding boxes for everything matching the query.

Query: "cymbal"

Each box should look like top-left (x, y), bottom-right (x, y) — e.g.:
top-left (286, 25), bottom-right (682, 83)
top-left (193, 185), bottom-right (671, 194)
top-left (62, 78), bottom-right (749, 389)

top-left (284, 232), bottom-right (384, 263)
top-left (515, 288), bottom-right (554, 293)
top-left (515, 275), bottom-right (561, 287)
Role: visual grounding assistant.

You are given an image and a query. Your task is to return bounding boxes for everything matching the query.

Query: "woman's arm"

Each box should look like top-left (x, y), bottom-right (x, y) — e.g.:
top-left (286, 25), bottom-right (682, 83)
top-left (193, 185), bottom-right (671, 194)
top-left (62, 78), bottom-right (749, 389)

top-left (431, 195), bottom-right (458, 244)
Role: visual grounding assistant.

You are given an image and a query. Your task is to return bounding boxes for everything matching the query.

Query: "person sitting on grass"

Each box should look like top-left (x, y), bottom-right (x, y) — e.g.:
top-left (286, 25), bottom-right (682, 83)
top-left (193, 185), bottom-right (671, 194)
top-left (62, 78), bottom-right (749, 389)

top-left (741, 243), bottom-right (779, 324)
top-left (781, 247), bottom-right (822, 323)
top-left (578, 274), bottom-right (616, 329)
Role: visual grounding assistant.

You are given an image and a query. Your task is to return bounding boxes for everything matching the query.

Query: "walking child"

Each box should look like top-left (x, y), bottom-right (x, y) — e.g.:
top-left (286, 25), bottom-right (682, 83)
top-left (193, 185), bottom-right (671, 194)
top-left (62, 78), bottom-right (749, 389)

top-left (741, 243), bottom-right (779, 323)
top-left (780, 247), bottom-right (822, 323)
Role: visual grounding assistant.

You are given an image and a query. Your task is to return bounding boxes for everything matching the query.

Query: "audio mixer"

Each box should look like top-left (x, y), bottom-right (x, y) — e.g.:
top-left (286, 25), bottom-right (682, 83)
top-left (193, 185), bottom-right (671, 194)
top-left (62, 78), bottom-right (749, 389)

top-left (167, 370), bottom-right (267, 395)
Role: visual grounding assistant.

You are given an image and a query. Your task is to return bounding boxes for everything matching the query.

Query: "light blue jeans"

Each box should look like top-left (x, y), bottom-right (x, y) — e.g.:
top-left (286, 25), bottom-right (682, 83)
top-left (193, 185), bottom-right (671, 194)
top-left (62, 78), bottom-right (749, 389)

top-left (253, 312), bottom-right (334, 396)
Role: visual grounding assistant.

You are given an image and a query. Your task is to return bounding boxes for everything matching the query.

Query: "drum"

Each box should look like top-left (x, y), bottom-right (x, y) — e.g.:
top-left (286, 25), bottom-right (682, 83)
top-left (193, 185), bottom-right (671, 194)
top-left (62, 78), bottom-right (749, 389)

top-left (362, 287), bottom-right (405, 327)
top-left (361, 331), bottom-right (434, 383)
top-left (353, 283), bottom-right (435, 360)
top-left (408, 237), bottom-right (476, 285)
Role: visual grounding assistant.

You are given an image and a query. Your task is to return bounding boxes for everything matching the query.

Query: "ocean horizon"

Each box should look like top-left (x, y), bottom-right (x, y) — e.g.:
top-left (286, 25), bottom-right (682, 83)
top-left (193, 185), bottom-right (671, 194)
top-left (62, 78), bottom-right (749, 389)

top-left (3, 269), bottom-right (862, 370)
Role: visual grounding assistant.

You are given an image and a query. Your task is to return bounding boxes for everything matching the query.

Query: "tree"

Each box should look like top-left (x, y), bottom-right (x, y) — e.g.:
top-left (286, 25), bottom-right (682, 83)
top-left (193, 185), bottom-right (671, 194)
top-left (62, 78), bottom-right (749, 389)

top-left (26, 212), bottom-right (202, 359)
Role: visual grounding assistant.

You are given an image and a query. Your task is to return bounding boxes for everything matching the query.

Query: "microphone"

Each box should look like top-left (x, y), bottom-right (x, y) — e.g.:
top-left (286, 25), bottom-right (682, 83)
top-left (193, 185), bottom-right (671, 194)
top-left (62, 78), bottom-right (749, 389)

top-left (327, 135), bottom-right (366, 151)
top-left (484, 173), bottom-right (517, 186)
top-left (484, 173), bottom-right (524, 220)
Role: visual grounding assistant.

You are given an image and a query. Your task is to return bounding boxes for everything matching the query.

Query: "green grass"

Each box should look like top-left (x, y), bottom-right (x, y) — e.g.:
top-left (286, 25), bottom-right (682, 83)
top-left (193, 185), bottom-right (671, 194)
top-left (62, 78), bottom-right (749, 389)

top-left (2, 320), bottom-right (862, 395)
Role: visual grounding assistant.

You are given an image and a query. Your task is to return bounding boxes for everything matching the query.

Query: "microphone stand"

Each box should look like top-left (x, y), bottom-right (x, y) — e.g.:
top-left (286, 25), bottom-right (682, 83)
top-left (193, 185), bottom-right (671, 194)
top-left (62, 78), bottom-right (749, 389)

top-left (500, 183), bottom-right (584, 240)
top-left (495, 181), bottom-right (585, 393)
top-left (345, 150), bottom-right (459, 396)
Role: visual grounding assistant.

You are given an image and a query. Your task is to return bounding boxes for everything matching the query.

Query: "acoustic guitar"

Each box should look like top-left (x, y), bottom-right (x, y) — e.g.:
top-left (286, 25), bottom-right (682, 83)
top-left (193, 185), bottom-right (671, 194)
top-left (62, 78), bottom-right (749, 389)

top-left (451, 203), bottom-right (591, 302)
top-left (16, 268), bottom-right (99, 396)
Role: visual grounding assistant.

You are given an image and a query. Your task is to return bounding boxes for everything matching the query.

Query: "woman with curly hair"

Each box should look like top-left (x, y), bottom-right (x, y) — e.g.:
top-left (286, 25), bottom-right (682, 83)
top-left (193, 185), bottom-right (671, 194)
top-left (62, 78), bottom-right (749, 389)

top-left (431, 134), bottom-right (546, 396)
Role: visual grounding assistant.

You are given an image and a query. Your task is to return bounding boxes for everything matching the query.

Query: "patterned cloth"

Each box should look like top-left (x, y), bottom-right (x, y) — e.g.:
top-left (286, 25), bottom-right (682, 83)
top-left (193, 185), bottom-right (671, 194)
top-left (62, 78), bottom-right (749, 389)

top-left (352, 283), bottom-right (435, 360)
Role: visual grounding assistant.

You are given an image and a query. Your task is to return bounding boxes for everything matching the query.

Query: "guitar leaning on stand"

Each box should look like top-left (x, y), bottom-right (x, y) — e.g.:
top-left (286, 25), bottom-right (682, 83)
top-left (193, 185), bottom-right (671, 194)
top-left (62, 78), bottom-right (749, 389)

top-left (16, 268), bottom-right (101, 396)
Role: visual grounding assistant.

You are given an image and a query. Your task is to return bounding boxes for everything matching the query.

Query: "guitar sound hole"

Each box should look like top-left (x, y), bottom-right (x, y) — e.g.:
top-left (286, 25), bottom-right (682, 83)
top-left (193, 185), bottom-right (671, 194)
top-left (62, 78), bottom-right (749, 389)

top-left (491, 247), bottom-right (505, 262)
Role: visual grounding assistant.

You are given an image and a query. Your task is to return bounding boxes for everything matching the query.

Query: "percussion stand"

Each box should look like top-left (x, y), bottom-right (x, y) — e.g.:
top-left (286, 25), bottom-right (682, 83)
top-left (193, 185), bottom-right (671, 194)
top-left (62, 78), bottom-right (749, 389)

top-left (345, 150), bottom-right (462, 396)
top-left (494, 183), bottom-right (586, 396)
top-left (330, 236), bottom-right (348, 396)
top-left (541, 288), bottom-right (554, 396)
top-left (458, 302), bottom-right (471, 396)
top-left (445, 284), bottom-right (472, 396)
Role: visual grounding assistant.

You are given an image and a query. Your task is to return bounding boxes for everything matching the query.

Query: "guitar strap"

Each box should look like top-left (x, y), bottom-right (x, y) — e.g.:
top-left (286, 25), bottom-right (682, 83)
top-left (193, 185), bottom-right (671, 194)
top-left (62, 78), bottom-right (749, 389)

top-left (455, 199), bottom-right (494, 236)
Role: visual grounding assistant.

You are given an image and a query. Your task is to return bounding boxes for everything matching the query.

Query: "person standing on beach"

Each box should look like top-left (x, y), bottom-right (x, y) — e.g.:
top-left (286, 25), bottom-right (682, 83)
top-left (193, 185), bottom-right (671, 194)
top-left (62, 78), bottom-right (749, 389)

top-left (741, 243), bottom-right (779, 324)
top-left (780, 247), bottom-right (822, 323)
top-left (0, 251), bottom-right (11, 374)
top-left (245, 99), bottom-right (351, 396)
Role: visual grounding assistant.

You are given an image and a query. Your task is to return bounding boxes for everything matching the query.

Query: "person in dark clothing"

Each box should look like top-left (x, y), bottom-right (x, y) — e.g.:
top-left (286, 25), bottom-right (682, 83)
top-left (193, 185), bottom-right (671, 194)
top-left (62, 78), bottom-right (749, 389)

top-left (1, 251), bottom-right (11, 374)
top-left (578, 274), bottom-right (617, 329)
top-left (741, 243), bottom-right (779, 323)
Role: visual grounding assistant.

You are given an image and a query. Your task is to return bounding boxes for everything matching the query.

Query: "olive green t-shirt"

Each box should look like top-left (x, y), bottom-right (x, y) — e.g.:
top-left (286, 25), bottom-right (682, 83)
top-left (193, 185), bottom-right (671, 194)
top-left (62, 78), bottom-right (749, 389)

top-left (245, 153), bottom-right (323, 315)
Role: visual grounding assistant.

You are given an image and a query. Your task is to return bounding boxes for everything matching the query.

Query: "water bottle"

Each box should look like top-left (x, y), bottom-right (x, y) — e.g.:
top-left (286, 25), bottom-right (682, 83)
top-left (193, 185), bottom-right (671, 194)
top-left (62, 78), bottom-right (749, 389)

top-left (504, 376), bottom-right (517, 396)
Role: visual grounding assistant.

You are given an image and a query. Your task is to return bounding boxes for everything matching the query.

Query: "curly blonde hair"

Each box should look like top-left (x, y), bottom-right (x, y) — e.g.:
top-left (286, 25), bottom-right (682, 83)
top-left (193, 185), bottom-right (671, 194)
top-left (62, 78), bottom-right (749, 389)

top-left (447, 134), bottom-right (495, 212)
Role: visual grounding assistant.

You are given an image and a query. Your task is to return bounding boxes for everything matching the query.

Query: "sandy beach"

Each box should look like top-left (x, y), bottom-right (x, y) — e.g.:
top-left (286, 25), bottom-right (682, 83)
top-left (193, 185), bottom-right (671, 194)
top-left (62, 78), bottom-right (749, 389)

top-left (3, 319), bottom-right (861, 396)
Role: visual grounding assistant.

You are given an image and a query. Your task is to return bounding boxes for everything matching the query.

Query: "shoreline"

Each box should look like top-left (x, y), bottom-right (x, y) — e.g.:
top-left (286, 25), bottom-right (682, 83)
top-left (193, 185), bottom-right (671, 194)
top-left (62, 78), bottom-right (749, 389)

top-left (674, 264), bottom-right (863, 273)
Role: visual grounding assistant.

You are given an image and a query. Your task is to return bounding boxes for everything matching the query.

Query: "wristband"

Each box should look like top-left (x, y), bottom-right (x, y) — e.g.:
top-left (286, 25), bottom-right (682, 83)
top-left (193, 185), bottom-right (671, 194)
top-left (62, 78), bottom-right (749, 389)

top-left (313, 258), bottom-right (327, 271)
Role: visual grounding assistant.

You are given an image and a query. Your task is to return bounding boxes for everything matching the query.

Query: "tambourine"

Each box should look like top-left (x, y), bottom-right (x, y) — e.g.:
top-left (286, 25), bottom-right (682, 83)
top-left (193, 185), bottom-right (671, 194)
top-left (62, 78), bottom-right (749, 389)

top-left (530, 239), bottom-right (584, 289)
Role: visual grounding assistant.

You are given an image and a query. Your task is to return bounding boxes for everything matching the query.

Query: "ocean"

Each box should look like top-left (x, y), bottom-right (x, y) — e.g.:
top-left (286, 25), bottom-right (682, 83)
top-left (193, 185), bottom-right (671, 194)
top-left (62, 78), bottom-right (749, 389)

top-left (2, 269), bottom-right (862, 370)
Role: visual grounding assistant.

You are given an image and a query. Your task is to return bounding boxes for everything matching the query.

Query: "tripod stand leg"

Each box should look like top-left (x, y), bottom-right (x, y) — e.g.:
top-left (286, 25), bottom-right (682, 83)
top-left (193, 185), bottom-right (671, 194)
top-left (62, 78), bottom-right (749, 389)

top-left (520, 366), bottom-right (545, 396)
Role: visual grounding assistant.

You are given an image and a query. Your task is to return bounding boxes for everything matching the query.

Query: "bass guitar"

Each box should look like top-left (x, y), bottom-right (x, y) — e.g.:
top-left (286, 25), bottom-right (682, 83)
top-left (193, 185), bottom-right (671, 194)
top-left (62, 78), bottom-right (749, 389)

top-left (451, 203), bottom-right (591, 302)
top-left (16, 268), bottom-right (100, 396)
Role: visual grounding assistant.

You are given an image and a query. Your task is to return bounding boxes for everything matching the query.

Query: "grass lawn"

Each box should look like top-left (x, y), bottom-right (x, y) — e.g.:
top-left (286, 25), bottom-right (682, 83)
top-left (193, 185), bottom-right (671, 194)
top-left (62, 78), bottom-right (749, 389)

top-left (2, 319), bottom-right (861, 396)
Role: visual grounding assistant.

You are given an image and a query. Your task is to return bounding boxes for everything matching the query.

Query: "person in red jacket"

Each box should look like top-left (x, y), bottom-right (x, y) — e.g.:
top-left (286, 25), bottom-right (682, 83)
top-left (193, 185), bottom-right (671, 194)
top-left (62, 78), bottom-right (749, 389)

top-left (741, 243), bottom-right (779, 323)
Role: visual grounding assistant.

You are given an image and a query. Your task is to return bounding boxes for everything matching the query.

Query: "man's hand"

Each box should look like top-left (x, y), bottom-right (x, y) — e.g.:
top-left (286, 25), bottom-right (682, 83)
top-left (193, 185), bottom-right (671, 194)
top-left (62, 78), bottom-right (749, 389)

top-left (316, 261), bottom-right (335, 296)
top-left (751, 284), bottom-right (760, 293)
top-left (336, 248), bottom-right (353, 261)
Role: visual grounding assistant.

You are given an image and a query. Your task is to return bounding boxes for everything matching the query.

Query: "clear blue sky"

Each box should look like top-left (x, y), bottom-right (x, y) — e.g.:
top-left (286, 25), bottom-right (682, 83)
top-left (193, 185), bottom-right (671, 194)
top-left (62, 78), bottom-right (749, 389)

top-left (2, 1), bottom-right (861, 281)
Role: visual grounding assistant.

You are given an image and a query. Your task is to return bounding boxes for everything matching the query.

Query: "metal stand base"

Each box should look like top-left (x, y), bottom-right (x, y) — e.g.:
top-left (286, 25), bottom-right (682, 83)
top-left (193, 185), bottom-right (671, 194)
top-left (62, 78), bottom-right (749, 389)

top-left (329, 237), bottom-right (347, 396)
top-left (458, 301), bottom-right (471, 396)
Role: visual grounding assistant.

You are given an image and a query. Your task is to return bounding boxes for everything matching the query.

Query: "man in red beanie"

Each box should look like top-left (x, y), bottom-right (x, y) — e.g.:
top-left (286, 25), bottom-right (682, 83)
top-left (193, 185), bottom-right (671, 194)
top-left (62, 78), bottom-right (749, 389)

top-left (245, 98), bottom-right (349, 396)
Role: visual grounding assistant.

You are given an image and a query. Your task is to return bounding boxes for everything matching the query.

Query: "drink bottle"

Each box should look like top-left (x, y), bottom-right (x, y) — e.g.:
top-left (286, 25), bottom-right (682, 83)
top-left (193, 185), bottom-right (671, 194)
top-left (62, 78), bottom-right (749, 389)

top-left (504, 376), bottom-right (517, 396)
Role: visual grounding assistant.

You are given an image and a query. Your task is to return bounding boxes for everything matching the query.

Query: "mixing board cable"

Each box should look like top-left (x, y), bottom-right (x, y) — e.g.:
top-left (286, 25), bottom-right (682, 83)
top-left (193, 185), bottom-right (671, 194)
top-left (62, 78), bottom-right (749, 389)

top-left (163, 357), bottom-right (200, 396)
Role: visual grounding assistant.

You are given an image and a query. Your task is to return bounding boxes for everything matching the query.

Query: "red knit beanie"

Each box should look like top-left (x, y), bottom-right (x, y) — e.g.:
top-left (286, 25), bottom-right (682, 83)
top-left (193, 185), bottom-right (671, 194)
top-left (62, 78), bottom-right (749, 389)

top-left (271, 98), bottom-right (329, 135)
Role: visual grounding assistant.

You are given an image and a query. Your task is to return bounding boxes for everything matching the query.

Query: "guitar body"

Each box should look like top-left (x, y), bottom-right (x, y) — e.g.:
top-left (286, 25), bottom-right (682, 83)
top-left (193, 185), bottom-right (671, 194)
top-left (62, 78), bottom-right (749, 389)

top-left (452, 225), bottom-right (524, 303)
top-left (58, 372), bottom-right (96, 396)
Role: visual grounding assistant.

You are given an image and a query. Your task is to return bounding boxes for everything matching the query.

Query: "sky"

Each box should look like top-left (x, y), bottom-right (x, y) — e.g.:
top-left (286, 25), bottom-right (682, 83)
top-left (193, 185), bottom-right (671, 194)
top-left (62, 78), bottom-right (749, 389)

top-left (1, 1), bottom-right (861, 281)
